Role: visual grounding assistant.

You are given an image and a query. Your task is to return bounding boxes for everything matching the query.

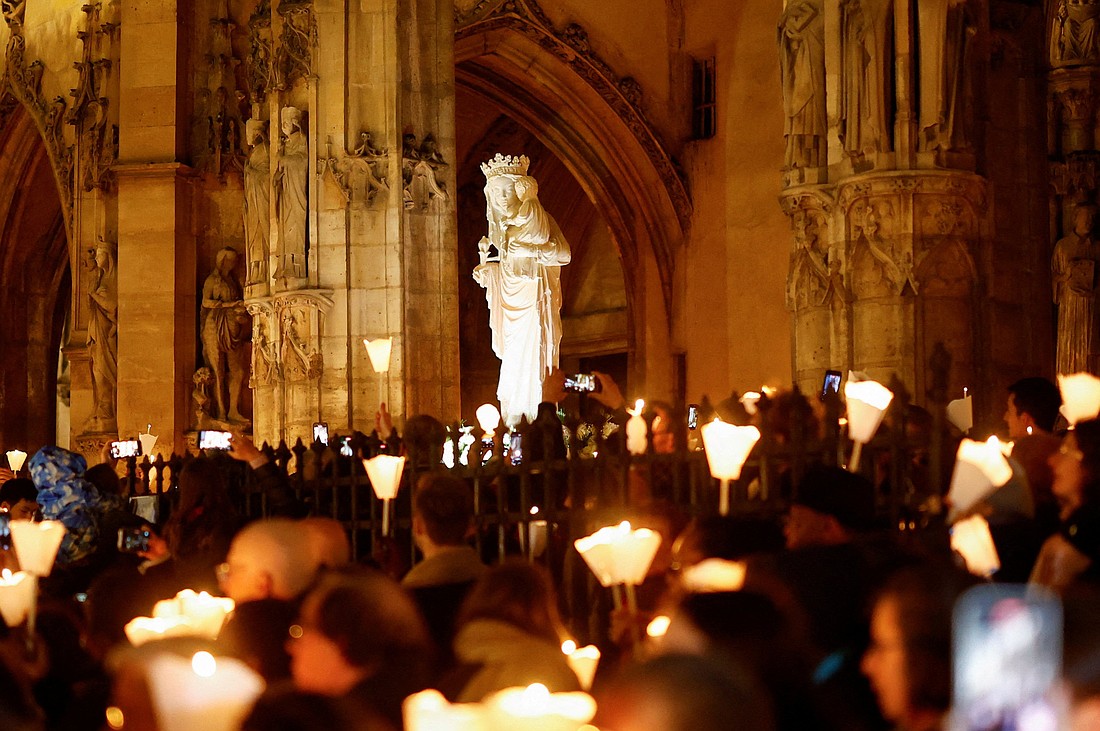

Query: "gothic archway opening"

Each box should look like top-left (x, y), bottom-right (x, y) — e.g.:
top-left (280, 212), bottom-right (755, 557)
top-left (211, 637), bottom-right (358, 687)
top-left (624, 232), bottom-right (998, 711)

top-left (0, 97), bottom-right (72, 452)
top-left (455, 19), bottom-right (688, 415)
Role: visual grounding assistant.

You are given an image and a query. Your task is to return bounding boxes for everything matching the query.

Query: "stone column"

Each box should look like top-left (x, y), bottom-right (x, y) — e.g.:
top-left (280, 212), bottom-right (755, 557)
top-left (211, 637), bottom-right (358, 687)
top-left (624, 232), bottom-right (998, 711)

top-left (113, 2), bottom-right (196, 455)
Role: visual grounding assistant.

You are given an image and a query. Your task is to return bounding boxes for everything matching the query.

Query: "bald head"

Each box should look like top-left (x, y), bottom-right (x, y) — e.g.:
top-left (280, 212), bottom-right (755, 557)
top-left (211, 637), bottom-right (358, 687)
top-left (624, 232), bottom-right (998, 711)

top-left (221, 519), bottom-right (321, 603)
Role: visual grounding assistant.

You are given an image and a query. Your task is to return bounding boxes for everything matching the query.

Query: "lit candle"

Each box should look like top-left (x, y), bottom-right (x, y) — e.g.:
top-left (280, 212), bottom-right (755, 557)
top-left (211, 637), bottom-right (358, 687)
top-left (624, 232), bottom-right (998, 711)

top-left (363, 454), bottom-right (406, 536)
top-left (476, 403), bottom-right (501, 440)
top-left (10, 520), bottom-right (66, 577)
top-left (946, 388), bottom-right (974, 433)
top-left (626, 399), bottom-right (647, 455)
top-left (126, 589), bottom-right (235, 646)
top-left (363, 338), bottom-right (394, 406)
top-left (5, 449), bottom-right (27, 473)
top-left (947, 436), bottom-right (1013, 522)
top-left (844, 375), bottom-right (894, 471)
top-left (0, 569), bottom-right (34, 627)
top-left (646, 614), bottom-right (671, 638)
top-left (560, 640), bottom-right (601, 690)
top-left (485, 683), bottom-right (597, 731)
top-left (700, 419), bottom-right (761, 515)
top-left (951, 514), bottom-right (1000, 578)
top-left (144, 652), bottom-right (265, 731)
top-left (680, 558), bottom-right (747, 593)
top-left (138, 426), bottom-right (158, 458)
top-left (1059, 372), bottom-right (1100, 427)
top-left (403, 689), bottom-right (487, 731)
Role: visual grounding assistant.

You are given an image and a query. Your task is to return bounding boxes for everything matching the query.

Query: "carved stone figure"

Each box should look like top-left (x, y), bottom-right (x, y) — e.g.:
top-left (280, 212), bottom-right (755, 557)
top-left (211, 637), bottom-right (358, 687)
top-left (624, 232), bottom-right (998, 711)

top-left (778, 0), bottom-right (826, 169)
top-left (1053, 204), bottom-right (1100, 375)
top-left (250, 316), bottom-right (279, 387)
top-left (786, 210), bottom-right (830, 309)
top-left (917, 0), bottom-right (975, 153)
top-left (280, 307), bottom-right (322, 382)
top-left (201, 247), bottom-right (250, 423)
top-left (274, 106), bottom-right (307, 282)
top-left (473, 154), bottom-right (572, 427)
top-left (1052, 0), bottom-right (1100, 65)
top-left (85, 239), bottom-right (118, 433)
top-left (243, 120), bottom-right (271, 286)
top-left (839, 0), bottom-right (891, 158)
top-left (403, 132), bottom-right (448, 211)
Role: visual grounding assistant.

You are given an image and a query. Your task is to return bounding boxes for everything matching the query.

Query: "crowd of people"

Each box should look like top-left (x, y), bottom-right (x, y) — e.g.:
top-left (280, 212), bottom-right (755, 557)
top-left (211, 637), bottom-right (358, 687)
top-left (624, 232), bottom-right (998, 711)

top-left (1, 373), bottom-right (1100, 730)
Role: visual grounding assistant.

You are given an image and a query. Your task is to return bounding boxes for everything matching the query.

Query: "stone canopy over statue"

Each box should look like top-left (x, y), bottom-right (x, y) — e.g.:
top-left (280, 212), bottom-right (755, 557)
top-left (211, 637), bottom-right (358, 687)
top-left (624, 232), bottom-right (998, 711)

top-left (473, 154), bottom-right (572, 428)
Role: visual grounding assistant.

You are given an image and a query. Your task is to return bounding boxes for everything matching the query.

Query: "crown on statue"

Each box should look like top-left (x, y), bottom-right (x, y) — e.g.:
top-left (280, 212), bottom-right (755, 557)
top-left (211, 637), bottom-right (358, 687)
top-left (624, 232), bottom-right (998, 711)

top-left (481, 153), bottom-right (530, 179)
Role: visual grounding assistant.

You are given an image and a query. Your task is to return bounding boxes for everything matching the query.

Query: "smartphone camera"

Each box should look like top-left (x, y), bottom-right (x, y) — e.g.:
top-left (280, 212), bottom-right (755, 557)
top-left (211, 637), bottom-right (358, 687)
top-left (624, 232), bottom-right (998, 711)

top-left (109, 439), bottom-right (143, 460)
top-left (687, 404), bottom-right (700, 430)
top-left (118, 527), bottom-right (152, 553)
top-left (337, 436), bottom-right (353, 458)
top-left (509, 432), bottom-right (523, 466)
top-left (198, 430), bottom-right (233, 451)
top-left (821, 370), bottom-right (842, 399)
top-left (313, 422), bottom-right (329, 446)
top-left (563, 373), bottom-right (600, 394)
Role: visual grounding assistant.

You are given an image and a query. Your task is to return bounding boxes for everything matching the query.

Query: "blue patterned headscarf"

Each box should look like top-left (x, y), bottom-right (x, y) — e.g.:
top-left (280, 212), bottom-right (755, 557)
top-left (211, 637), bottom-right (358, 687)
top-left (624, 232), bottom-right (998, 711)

top-left (28, 446), bottom-right (107, 564)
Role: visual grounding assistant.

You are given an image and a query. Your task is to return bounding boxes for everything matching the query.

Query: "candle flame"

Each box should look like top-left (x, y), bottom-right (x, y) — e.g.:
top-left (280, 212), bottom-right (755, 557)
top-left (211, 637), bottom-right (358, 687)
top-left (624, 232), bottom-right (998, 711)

top-left (1, 569), bottom-right (10, 581)
top-left (530, 506), bottom-right (540, 516)
top-left (647, 615), bottom-right (671, 638)
top-left (561, 640), bottom-right (577, 655)
top-left (191, 651), bottom-right (217, 678)
top-left (631, 399), bottom-right (645, 415)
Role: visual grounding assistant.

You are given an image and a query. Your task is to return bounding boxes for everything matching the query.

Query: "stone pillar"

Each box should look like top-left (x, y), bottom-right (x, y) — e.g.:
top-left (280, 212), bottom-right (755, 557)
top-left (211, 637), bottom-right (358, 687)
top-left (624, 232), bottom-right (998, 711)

top-left (779, 0), bottom-right (995, 409)
top-left (113, 2), bottom-right (196, 455)
top-left (243, 0), bottom-right (458, 445)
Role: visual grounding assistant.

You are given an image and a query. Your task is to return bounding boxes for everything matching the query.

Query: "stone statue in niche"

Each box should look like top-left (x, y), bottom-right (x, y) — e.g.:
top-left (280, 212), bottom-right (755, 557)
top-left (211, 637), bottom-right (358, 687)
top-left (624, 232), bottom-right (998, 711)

top-left (839, 0), bottom-right (891, 159)
top-left (201, 247), bottom-right (250, 424)
top-left (917, 0), bottom-right (975, 153)
top-left (778, 0), bottom-right (826, 169)
top-left (243, 119), bottom-right (271, 286)
top-left (786, 209), bottom-right (830, 309)
top-left (85, 239), bottom-right (117, 433)
top-left (1052, 0), bottom-right (1100, 66)
top-left (473, 154), bottom-right (572, 427)
top-left (1053, 204), bottom-right (1100, 375)
top-left (274, 106), bottom-right (307, 282)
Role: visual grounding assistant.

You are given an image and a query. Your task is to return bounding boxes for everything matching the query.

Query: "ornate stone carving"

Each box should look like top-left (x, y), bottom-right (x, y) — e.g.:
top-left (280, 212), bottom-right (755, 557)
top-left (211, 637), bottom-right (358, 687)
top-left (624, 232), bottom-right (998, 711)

top-left (276, 0), bottom-right (316, 90)
top-left (1051, 0), bottom-right (1100, 67)
top-left (245, 301), bottom-right (281, 387)
top-left (273, 292), bottom-right (331, 383)
top-left (2, 33), bottom-right (75, 229)
top-left (778, 0), bottom-right (826, 171)
top-left (201, 247), bottom-right (251, 425)
top-left (402, 132), bottom-right (448, 211)
top-left (85, 238), bottom-right (118, 434)
top-left (69, 2), bottom-right (118, 193)
top-left (318, 131), bottom-right (389, 211)
top-left (1, 0), bottom-right (25, 30)
top-left (849, 201), bottom-right (904, 298)
top-left (244, 119), bottom-right (271, 286)
top-left (455, 0), bottom-right (691, 233)
top-left (473, 153), bottom-right (571, 427)
top-left (247, 0), bottom-right (274, 104)
top-left (274, 106), bottom-right (308, 282)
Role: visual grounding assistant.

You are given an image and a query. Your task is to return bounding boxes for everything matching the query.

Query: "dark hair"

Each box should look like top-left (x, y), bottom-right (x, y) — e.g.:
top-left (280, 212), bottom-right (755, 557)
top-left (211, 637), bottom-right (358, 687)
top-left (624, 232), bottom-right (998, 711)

top-left (456, 560), bottom-right (566, 644)
top-left (1008, 377), bottom-right (1062, 433)
top-left (306, 567), bottom-right (433, 727)
top-left (414, 473), bottom-right (473, 546)
top-left (220, 599), bottom-right (298, 683)
top-left (873, 564), bottom-right (975, 715)
top-left (164, 457), bottom-right (239, 558)
top-left (242, 684), bottom-right (382, 731)
top-left (792, 464), bottom-right (876, 531)
top-left (0, 478), bottom-right (36, 507)
top-left (404, 414), bottom-right (447, 466)
top-left (84, 463), bottom-right (122, 497)
top-left (596, 654), bottom-right (775, 731)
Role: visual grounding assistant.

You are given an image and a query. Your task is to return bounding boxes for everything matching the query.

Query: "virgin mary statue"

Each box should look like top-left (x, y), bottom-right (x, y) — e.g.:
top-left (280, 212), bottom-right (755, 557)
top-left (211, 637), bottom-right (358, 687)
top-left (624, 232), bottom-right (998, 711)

top-left (473, 154), bottom-right (571, 427)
